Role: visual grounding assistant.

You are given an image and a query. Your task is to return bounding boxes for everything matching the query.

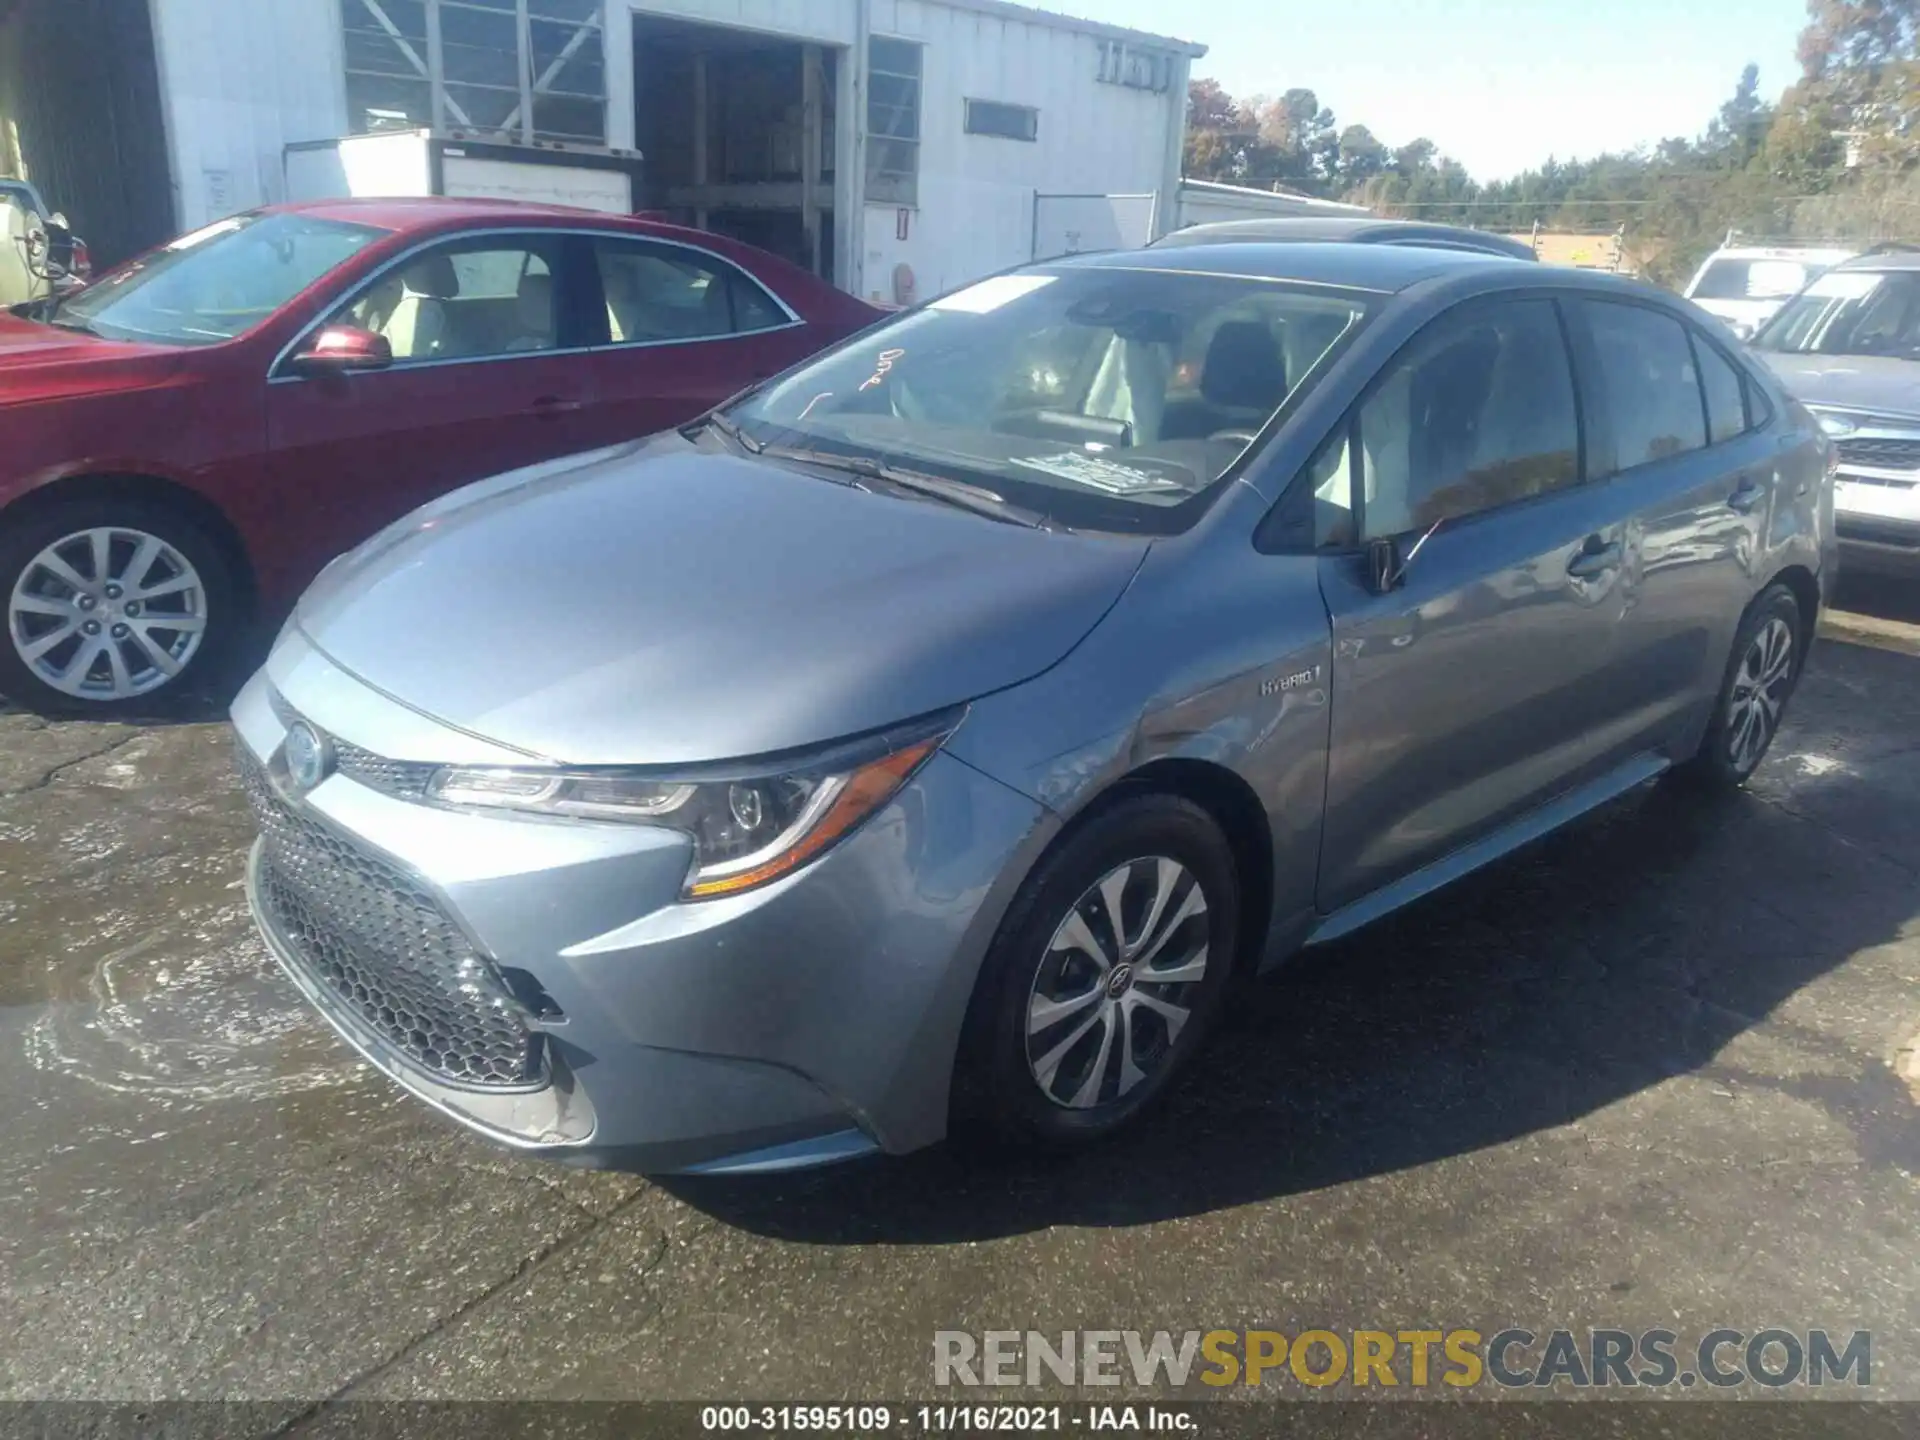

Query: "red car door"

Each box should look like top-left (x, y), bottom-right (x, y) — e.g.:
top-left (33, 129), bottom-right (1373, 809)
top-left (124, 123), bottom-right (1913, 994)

top-left (265, 230), bottom-right (595, 578)
top-left (570, 232), bottom-right (825, 447)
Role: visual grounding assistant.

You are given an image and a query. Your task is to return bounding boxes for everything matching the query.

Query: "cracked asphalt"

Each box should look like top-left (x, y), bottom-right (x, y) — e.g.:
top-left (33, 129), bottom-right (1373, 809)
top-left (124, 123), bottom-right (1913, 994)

top-left (2, 595), bottom-right (1919, 1416)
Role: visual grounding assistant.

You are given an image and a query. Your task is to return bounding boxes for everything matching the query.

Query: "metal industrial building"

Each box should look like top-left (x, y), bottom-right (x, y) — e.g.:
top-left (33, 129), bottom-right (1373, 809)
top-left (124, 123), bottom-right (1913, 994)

top-left (1, 0), bottom-right (1207, 301)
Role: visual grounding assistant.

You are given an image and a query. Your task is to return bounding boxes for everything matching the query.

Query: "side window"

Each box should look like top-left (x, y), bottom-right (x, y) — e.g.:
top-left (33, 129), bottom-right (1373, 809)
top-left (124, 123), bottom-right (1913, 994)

top-left (1310, 428), bottom-right (1357, 548)
top-left (593, 237), bottom-right (786, 343)
top-left (728, 269), bottom-right (791, 333)
top-left (1583, 301), bottom-right (1708, 473)
top-left (1692, 331), bottom-right (1750, 445)
top-left (1355, 298), bottom-right (1580, 539)
top-left (333, 239), bottom-right (557, 362)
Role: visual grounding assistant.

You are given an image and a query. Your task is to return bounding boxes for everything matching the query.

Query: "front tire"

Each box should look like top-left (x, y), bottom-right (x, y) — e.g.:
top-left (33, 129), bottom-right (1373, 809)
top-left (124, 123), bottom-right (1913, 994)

top-left (1675, 583), bottom-right (1805, 789)
top-left (0, 498), bottom-right (239, 717)
top-left (954, 793), bottom-right (1239, 1152)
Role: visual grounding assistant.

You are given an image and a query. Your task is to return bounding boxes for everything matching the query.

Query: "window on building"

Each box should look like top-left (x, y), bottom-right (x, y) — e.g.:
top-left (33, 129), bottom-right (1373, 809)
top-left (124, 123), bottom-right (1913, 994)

top-left (867, 36), bottom-right (921, 206)
top-left (1353, 298), bottom-right (1581, 538)
top-left (965, 98), bottom-right (1038, 142)
top-left (1582, 301), bottom-right (1709, 474)
top-left (340, 0), bottom-right (606, 145)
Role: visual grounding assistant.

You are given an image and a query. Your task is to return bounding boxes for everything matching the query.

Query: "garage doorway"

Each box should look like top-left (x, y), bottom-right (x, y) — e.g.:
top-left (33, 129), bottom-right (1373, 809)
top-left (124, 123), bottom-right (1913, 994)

top-left (632, 14), bottom-right (840, 284)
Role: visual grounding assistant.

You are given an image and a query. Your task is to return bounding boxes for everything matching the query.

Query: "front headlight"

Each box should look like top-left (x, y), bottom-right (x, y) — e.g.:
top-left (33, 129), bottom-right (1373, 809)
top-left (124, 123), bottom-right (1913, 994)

top-left (423, 714), bottom-right (956, 900)
top-left (1816, 412), bottom-right (1858, 438)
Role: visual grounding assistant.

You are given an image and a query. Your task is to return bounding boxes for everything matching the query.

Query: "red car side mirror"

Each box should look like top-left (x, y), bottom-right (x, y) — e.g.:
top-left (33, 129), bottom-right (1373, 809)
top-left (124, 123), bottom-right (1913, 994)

top-left (288, 324), bottom-right (393, 376)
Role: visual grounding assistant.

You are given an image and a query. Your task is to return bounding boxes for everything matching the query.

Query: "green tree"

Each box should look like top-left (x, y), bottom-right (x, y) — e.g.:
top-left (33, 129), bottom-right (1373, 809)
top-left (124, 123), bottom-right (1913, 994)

top-left (1789, 0), bottom-right (1920, 172)
top-left (1335, 123), bottom-right (1390, 190)
top-left (1184, 77), bottom-right (1254, 181)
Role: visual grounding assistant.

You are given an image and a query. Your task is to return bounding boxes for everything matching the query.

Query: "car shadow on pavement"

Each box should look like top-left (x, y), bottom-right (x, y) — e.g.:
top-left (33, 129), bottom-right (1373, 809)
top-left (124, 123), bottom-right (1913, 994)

top-left (665, 690), bottom-right (1920, 1243)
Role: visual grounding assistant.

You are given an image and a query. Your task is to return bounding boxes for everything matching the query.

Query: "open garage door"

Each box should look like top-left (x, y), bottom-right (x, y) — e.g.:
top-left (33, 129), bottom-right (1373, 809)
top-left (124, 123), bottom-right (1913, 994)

top-left (1032, 192), bottom-right (1158, 262)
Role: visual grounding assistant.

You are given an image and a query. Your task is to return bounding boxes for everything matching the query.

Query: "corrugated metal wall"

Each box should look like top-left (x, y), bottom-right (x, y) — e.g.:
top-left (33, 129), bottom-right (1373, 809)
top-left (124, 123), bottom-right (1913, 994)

top-left (0, 0), bottom-right (175, 267)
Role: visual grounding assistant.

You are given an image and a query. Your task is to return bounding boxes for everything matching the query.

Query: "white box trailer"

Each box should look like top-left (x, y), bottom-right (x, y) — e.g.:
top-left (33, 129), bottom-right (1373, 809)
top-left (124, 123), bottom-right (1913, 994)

top-left (1030, 180), bottom-right (1372, 261)
top-left (1170, 178), bottom-right (1371, 232)
top-left (284, 129), bottom-right (642, 215)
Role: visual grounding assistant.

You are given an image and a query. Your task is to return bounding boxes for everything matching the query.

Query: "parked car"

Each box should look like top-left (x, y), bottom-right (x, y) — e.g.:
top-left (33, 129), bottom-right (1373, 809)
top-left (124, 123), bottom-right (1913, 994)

top-left (1683, 237), bottom-right (1856, 341)
top-left (1753, 246), bottom-right (1920, 576)
top-left (234, 241), bottom-right (1833, 1174)
top-left (1, 177), bottom-right (90, 309)
top-left (1152, 215), bottom-right (1538, 261)
top-left (0, 198), bottom-right (879, 713)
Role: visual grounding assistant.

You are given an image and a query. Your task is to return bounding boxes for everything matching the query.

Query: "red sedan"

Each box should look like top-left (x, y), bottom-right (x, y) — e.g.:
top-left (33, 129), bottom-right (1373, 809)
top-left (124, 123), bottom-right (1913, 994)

top-left (0, 199), bottom-right (880, 713)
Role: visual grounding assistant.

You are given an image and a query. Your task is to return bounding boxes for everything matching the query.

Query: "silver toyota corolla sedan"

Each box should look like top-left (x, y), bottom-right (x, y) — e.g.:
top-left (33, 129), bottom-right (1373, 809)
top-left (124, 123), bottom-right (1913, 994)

top-left (233, 243), bottom-right (1836, 1175)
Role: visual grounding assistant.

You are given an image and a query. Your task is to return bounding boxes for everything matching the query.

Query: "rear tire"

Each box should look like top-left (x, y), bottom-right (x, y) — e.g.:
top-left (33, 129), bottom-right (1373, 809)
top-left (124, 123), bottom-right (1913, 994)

top-left (1672, 583), bottom-right (1805, 789)
top-left (0, 497), bottom-right (240, 718)
top-left (952, 792), bottom-right (1238, 1152)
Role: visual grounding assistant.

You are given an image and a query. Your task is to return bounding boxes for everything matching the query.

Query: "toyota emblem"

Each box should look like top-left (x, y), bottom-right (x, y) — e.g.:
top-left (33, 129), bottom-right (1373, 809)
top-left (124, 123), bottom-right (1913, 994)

top-left (283, 721), bottom-right (332, 794)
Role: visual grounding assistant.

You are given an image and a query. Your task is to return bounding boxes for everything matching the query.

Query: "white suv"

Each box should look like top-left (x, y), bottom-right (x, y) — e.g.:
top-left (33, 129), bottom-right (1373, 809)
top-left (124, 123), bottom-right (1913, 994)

top-left (1685, 240), bottom-right (1857, 341)
top-left (1755, 249), bottom-right (1920, 577)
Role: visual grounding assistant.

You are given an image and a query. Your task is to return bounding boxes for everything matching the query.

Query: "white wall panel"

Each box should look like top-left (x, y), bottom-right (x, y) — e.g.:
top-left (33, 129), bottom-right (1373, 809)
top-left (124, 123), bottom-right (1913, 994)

top-left (150, 0), bottom-right (348, 232)
top-left (858, 0), bottom-right (1186, 302)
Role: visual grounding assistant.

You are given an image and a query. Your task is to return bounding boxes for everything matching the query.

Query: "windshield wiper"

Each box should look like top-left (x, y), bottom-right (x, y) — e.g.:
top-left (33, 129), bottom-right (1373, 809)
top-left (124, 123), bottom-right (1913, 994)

top-left (763, 447), bottom-right (1058, 530)
top-left (684, 410), bottom-right (764, 454)
top-left (46, 315), bottom-right (101, 337)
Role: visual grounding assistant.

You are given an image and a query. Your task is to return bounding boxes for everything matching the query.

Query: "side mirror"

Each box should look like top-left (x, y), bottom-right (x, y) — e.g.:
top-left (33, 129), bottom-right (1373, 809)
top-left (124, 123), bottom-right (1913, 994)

top-left (1366, 535), bottom-right (1405, 594)
top-left (1365, 517), bottom-right (1446, 595)
top-left (288, 324), bottom-right (393, 376)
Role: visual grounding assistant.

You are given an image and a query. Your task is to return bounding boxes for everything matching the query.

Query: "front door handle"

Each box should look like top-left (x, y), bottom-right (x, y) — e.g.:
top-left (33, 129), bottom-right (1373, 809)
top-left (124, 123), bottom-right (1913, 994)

top-left (1567, 537), bottom-right (1623, 579)
top-left (531, 395), bottom-right (584, 419)
top-left (1727, 477), bottom-right (1765, 513)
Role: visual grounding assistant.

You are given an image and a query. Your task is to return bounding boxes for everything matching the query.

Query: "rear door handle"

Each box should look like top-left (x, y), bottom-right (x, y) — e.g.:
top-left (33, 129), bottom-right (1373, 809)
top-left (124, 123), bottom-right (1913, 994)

top-left (531, 395), bottom-right (584, 419)
top-left (1567, 537), bottom-right (1623, 579)
top-left (1728, 478), bottom-right (1765, 513)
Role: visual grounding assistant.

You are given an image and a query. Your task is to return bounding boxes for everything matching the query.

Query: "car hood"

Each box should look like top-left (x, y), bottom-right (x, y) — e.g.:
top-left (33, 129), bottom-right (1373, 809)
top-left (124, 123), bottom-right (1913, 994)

top-left (0, 314), bottom-right (182, 402)
top-left (1759, 351), bottom-right (1920, 421)
top-left (295, 434), bottom-right (1150, 765)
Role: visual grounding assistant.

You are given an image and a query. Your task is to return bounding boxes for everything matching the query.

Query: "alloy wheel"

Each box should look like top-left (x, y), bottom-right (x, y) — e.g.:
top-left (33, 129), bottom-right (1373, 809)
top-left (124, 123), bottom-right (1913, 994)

top-left (1727, 615), bottom-right (1793, 774)
top-left (1025, 856), bottom-right (1211, 1110)
top-left (7, 527), bottom-right (207, 701)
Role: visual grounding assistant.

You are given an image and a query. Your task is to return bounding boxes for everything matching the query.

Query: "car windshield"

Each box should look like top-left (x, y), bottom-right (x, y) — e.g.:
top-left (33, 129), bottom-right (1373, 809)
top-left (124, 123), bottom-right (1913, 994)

top-left (1754, 269), bottom-right (1920, 358)
top-left (1692, 256), bottom-right (1819, 302)
top-left (50, 211), bottom-right (386, 346)
top-left (725, 266), bottom-right (1374, 534)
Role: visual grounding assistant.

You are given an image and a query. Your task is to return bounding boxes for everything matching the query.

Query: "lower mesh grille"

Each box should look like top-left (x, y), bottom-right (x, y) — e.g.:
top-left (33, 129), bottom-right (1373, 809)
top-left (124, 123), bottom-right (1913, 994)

top-left (239, 747), bottom-right (545, 1091)
top-left (1838, 436), bottom-right (1920, 471)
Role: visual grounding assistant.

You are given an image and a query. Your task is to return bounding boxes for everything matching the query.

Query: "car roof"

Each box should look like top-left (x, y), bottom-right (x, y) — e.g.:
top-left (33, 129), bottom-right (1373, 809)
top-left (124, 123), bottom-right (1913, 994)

top-left (1832, 247), bottom-right (1920, 272)
top-left (268, 195), bottom-right (638, 230)
top-left (1705, 245), bottom-right (1856, 263)
top-left (260, 195), bottom-right (789, 267)
top-left (1154, 215), bottom-right (1537, 261)
top-left (1052, 239), bottom-right (1526, 293)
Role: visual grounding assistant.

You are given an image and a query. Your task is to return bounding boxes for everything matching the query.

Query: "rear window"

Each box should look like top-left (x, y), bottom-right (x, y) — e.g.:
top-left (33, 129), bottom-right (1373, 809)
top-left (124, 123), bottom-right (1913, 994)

top-left (1690, 257), bottom-right (1814, 302)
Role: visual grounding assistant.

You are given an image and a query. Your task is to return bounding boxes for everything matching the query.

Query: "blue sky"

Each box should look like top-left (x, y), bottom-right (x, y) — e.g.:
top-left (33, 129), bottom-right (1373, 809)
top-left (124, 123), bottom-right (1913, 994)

top-left (1050, 0), bottom-right (1810, 182)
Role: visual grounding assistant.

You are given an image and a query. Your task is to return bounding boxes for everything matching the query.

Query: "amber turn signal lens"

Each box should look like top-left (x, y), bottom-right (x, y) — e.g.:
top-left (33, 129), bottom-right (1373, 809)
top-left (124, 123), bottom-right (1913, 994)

top-left (684, 738), bottom-right (940, 899)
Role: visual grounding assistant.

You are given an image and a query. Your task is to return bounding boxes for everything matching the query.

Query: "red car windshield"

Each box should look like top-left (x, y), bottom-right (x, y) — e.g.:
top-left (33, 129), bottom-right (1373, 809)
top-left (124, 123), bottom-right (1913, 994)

top-left (51, 212), bottom-right (386, 347)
